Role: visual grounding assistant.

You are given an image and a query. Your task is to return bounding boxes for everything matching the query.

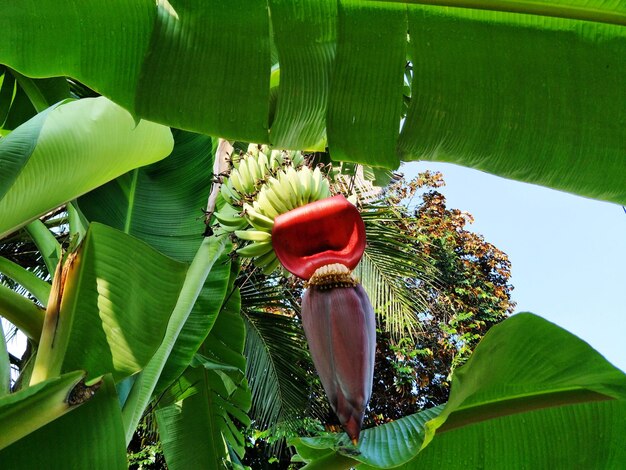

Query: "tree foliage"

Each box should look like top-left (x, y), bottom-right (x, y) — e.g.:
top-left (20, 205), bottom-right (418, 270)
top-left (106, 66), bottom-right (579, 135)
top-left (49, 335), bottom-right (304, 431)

top-left (369, 171), bottom-right (515, 422)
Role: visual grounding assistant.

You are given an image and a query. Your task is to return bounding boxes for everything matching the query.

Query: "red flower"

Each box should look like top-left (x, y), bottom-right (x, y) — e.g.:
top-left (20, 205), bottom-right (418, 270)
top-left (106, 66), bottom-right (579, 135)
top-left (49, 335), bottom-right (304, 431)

top-left (272, 195), bottom-right (366, 280)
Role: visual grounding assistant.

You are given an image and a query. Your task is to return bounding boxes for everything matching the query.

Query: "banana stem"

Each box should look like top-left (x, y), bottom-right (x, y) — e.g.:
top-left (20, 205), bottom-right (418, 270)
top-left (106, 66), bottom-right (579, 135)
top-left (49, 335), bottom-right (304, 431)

top-left (205, 138), bottom-right (233, 221)
top-left (29, 252), bottom-right (79, 385)
top-left (0, 256), bottom-right (51, 305)
top-left (24, 220), bottom-right (61, 279)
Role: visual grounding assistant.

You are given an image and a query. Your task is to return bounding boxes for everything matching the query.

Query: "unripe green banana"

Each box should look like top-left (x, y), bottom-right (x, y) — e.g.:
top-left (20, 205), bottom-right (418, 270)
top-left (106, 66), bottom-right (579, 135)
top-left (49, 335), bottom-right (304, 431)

top-left (261, 255), bottom-right (281, 275)
top-left (259, 177), bottom-right (291, 214)
top-left (313, 173), bottom-right (331, 201)
top-left (256, 189), bottom-right (282, 218)
top-left (213, 209), bottom-right (248, 231)
top-left (269, 149), bottom-right (283, 170)
top-left (285, 167), bottom-right (304, 207)
top-left (275, 171), bottom-right (298, 210)
top-left (234, 229), bottom-right (272, 242)
top-left (220, 180), bottom-right (233, 205)
top-left (236, 241), bottom-right (273, 257)
top-left (292, 150), bottom-right (305, 168)
top-left (228, 168), bottom-right (246, 195)
top-left (236, 156), bottom-right (254, 193)
top-left (243, 203), bottom-right (275, 231)
top-left (247, 144), bottom-right (260, 157)
top-left (299, 166), bottom-right (313, 203)
top-left (253, 248), bottom-right (277, 269)
top-left (246, 155), bottom-right (262, 183)
top-left (311, 166), bottom-right (322, 198)
top-left (215, 147), bottom-right (337, 270)
top-left (257, 151), bottom-right (269, 174)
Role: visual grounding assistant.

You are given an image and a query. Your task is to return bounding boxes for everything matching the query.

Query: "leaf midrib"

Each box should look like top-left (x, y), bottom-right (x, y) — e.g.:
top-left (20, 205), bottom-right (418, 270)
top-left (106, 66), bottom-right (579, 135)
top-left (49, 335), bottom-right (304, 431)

top-left (438, 387), bottom-right (614, 433)
top-left (370, 0), bottom-right (626, 26)
top-left (124, 169), bottom-right (139, 234)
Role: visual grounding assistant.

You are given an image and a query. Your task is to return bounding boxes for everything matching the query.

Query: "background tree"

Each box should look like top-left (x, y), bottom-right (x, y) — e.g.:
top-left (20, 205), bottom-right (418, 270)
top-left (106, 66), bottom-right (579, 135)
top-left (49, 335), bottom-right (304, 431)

top-left (369, 171), bottom-right (515, 422)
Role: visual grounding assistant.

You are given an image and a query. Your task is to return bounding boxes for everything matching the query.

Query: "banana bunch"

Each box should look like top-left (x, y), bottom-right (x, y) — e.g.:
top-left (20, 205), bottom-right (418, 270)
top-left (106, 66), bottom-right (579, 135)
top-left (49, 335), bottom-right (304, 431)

top-left (252, 166), bottom-right (330, 219)
top-left (235, 165), bottom-right (330, 274)
top-left (212, 144), bottom-right (331, 275)
top-left (217, 146), bottom-right (306, 208)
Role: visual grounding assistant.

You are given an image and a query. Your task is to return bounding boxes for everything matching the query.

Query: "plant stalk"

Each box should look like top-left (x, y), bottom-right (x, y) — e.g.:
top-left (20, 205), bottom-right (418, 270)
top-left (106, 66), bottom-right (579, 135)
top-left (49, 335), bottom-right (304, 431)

top-left (369, 0), bottom-right (626, 27)
top-left (0, 256), bottom-right (51, 305)
top-left (29, 251), bottom-right (80, 385)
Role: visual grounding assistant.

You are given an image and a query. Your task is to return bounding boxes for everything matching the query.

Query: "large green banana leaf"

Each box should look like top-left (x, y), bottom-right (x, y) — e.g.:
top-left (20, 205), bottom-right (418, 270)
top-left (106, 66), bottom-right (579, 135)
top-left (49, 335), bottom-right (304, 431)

top-left (78, 130), bottom-right (232, 391)
top-left (0, 97), bottom-right (174, 239)
top-left (78, 130), bottom-right (214, 262)
top-left (291, 313), bottom-right (626, 468)
top-left (156, 286), bottom-right (251, 469)
top-left (0, 371), bottom-right (89, 449)
top-left (0, 374), bottom-right (128, 469)
top-left (2, 1), bottom-right (625, 203)
top-left (0, 0), bottom-right (269, 142)
top-left (122, 235), bottom-right (228, 443)
top-left (60, 223), bottom-right (187, 383)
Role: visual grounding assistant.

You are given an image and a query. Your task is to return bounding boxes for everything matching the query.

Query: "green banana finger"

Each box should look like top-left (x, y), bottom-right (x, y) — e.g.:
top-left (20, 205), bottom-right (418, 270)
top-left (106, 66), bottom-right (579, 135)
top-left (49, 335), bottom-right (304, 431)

top-left (235, 230), bottom-right (272, 242)
top-left (237, 241), bottom-right (273, 257)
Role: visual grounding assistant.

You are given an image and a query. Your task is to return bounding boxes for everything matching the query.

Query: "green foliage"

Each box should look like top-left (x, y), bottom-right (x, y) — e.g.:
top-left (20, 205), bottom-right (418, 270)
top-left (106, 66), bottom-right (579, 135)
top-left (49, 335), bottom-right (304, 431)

top-left (1, 2), bottom-right (626, 468)
top-left (291, 314), bottom-right (626, 467)
top-left (156, 285), bottom-right (252, 469)
top-left (78, 129), bottom-right (214, 262)
top-left (240, 273), bottom-right (310, 433)
top-left (0, 97), bottom-right (174, 238)
top-left (59, 223), bottom-right (188, 383)
top-left (354, 172), bottom-right (514, 427)
top-left (2, 1), bottom-right (625, 203)
top-left (0, 374), bottom-right (128, 469)
top-left (127, 415), bottom-right (166, 470)
top-left (356, 207), bottom-right (434, 338)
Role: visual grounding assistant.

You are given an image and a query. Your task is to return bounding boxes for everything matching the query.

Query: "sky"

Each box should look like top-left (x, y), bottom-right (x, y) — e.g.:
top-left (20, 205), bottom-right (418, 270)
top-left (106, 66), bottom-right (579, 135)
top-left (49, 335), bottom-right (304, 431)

top-left (403, 161), bottom-right (626, 372)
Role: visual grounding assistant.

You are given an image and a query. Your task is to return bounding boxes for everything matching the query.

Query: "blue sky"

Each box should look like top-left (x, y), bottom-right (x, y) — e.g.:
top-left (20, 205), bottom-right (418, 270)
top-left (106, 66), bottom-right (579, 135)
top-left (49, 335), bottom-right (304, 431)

top-left (403, 161), bottom-right (626, 372)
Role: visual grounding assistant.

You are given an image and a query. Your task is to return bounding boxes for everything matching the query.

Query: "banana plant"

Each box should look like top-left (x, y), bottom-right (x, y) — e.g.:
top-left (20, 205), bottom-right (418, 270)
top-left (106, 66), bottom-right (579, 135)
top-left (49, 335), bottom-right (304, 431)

top-left (2, 1), bottom-right (626, 467)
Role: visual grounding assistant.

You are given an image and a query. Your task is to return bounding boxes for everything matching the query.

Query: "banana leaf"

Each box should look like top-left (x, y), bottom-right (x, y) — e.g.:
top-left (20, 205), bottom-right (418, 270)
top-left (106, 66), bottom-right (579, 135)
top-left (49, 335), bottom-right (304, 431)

top-left (2, 1), bottom-right (625, 203)
top-left (291, 313), bottom-right (626, 468)
top-left (0, 97), bottom-right (174, 238)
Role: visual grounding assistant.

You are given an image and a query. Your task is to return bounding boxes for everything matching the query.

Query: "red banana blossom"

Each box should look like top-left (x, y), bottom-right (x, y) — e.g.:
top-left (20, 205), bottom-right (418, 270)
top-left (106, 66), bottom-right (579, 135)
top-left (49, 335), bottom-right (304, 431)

top-left (271, 194), bottom-right (366, 280)
top-left (272, 196), bottom-right (375, 444)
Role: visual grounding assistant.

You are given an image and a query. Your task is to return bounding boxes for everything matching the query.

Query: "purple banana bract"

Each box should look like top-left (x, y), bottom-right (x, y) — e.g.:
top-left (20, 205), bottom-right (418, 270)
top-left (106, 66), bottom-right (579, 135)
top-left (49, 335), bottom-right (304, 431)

top-left (301, 275), bottom-right (376, 444)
